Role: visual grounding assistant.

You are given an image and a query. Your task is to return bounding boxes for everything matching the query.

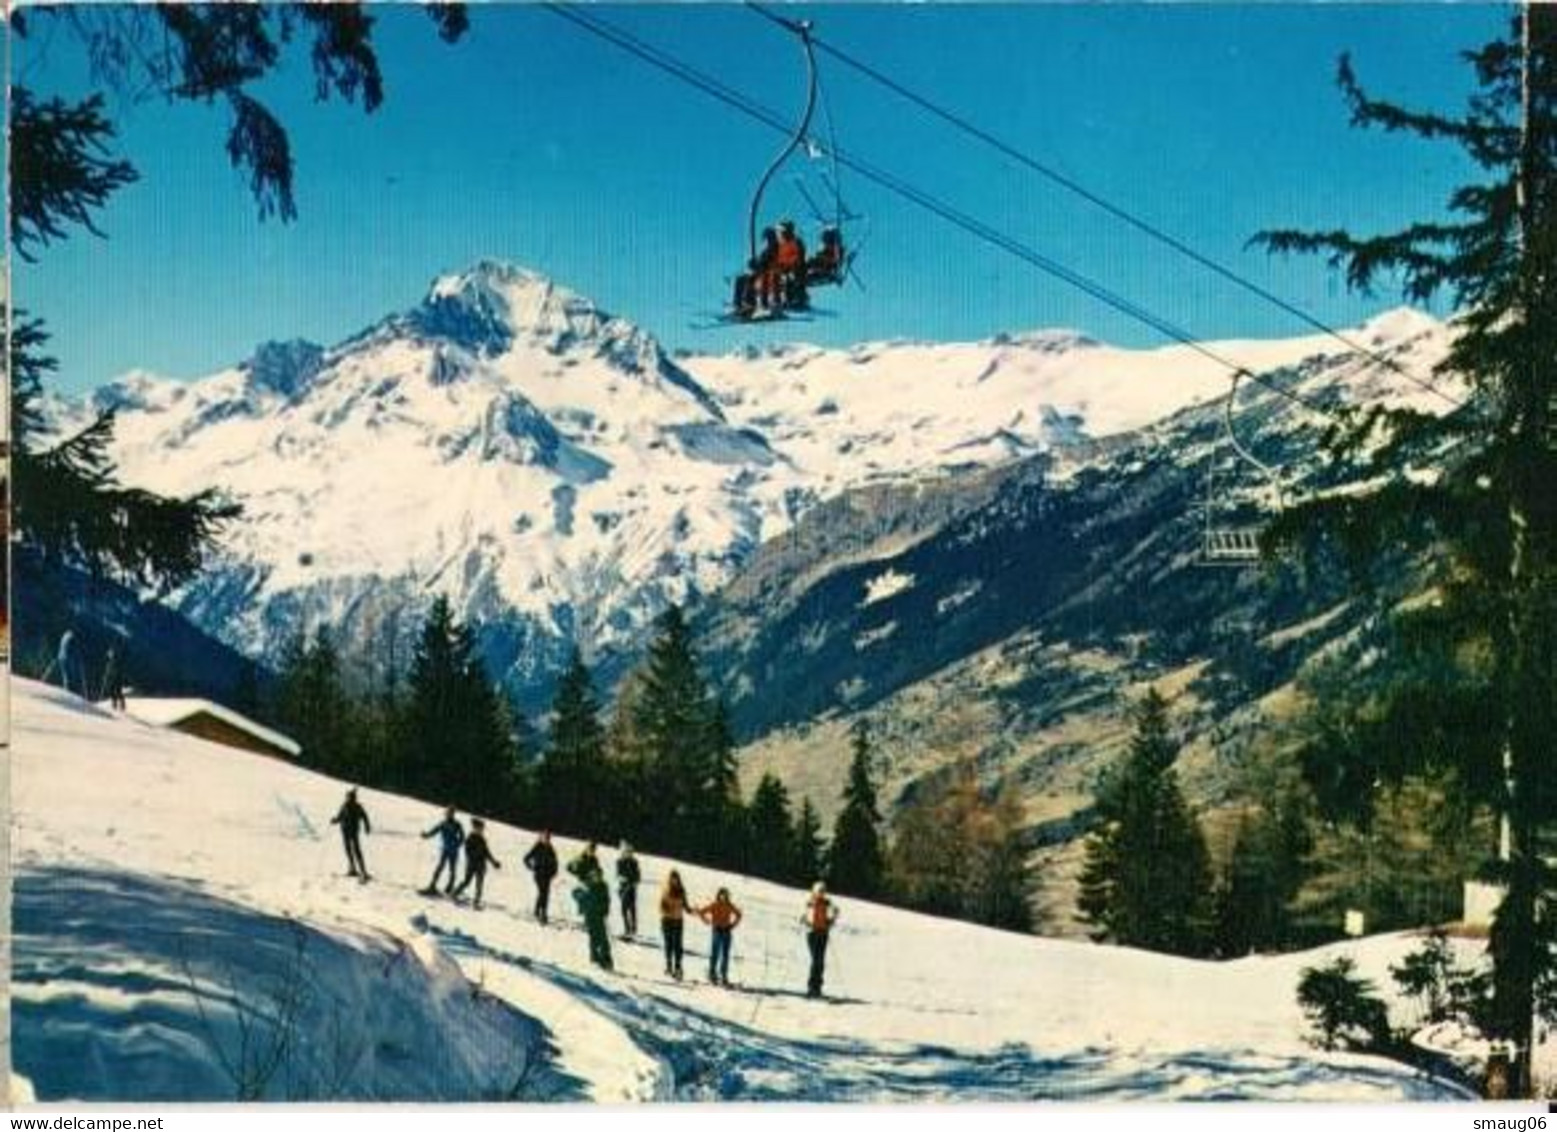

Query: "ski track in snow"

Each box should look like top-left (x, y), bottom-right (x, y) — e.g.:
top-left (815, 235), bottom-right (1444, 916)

top-left (11, 679), bottom-right (1475, 1103)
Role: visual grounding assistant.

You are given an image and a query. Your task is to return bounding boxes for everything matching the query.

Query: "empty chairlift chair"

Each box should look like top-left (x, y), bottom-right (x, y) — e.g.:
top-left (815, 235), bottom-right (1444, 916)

top-left (1200, 370), bottom-right (1285, 567)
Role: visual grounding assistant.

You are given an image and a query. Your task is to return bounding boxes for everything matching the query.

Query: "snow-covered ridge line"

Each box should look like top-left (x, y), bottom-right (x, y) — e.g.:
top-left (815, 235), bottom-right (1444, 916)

top-left (65, 259), bottom-right (1455, 690)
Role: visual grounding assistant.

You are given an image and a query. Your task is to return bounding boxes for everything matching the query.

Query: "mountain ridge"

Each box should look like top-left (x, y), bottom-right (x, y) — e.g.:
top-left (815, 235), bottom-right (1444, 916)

top-left (49, 259), bottom-right (1456, 714)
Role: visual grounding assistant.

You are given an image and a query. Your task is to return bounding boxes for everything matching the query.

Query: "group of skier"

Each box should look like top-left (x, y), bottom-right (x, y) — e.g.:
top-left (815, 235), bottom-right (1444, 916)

top-left (419, 805), bottom-right (502, 906)
top-left (327, 789), bottom-right (842, 997)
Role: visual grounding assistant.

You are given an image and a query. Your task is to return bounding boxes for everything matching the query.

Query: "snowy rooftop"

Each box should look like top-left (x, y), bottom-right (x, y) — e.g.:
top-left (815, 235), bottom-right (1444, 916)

top-left (119, 697), bottom-right (301, 758)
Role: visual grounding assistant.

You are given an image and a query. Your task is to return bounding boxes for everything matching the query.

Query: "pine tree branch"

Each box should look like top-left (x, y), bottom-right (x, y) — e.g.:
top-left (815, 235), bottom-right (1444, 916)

top-left (427, 4), bottom-right (470, 44)
top-left (1337, 54), bottom-right (1484, 145)
top-left (296, 5), bottom-right (385, 111)
top-left (17, 5), bottom-right (466, 231)
top-left (13, 404), bottom-right (243, 589)
top-left (10, 90), bottom-right (139, 261)
top-left (1249, 227), bottom-right (1461, 301)
top-left (9, 313), bottom-right (60, 446)
top-left (224, 90), bottom-right (297, 222)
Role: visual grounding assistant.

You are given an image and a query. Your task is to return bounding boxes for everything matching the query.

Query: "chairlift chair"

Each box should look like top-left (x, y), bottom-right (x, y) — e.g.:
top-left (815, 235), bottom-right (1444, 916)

top-left (717, 14), bottom-right (860, 326)
top-left (1199, 370), bottom-right (1286, 566)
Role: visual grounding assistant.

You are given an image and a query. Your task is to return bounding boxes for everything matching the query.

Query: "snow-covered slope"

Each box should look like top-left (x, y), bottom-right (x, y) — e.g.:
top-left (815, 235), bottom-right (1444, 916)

top-left (11, 677), bottom-right (1475, 1102)
top-left (65, 260), bottom-right (1457, 692)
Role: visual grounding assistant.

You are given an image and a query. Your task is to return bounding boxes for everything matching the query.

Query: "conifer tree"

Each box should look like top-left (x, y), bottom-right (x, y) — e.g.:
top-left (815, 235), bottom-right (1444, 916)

top-left (605, 667), bottom-right (655, 845)
top-left (632, 605), bottom-right (716, 854)
top-left (1252, 9), bottom-right (1557, 1089)
top-left (275, 627), bottom-right (351, 775)
top-left (829, 720), bottom-right (886, 898)
top-left (352, 681), bottom-right (408, 794)
top-left (536, 648), bottom-right (610, 839)
top-left (1210, 754), bottom-right (1316, 956)
top-left (745, 773), bottom-right (796, 881)
top-left (696, 698), bottom-right (745, 863)
top-left (1215, 796), bottom-right (1312, 957)
top-left (492, 694), bottom-right (533, 822)
top-left (1078, 691), bottom-right (1214, 956)
top-left (404, 597), bottom-right (520, 818)
top-left (1292, 769), bottom-right (1495, 940)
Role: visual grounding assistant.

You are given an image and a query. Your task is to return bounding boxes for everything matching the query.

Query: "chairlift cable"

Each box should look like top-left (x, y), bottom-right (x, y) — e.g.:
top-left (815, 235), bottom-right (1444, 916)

top-left (545, 3), bottom-right (1340, 423)
top-left (747, 0), bottom-right (1466, 412)
top-left (814, 50), bottom-right (847, 230)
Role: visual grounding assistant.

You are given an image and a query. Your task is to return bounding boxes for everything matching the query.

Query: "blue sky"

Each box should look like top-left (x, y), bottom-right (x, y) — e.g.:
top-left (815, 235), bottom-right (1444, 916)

top-left (16, 3), bottom-right (1505, 395)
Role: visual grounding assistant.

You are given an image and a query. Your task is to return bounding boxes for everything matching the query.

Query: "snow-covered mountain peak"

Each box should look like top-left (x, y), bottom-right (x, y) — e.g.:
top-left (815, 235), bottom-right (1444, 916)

top-left (1358, 305), bottom-right (1443, 345)
top-left (989, 328), bottom-right (1100, 353)
top-left (403, 259), bottom-right (720, 416)
top-left (424, 260), bottom-right (605, 345)
top-left (91, 369), bottom-right (183, 416)
top-left (88, 282), bottom-right (1456, 699)
top-left (414, 259), bottom-right (660, 367)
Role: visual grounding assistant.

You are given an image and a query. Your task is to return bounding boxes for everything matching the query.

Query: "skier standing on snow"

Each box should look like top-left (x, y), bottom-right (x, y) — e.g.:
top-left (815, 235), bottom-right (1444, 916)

top-left (802, 881), bottom-right (839, 998)
top-left (103, 643), bottom-right (128, 710)
top-left (569, 840), bottom-right (601, 883)
top-left (54, 629), bottom-right (77, 696)
top-left (615, 841), bottom-right (641, 938)
top-left (330, 788), bottom-right (371, 881)
top-left (696, 887), bottom-right (744, 987)
top-left (452, 818), bottom-right (501, 909)
top-left (658, 869), bottom-right (693, 981)
top-left (570, 850), bottom-right (613, 970)
top-left (420, 807), bottom-right (465, 895)
top-left (522, 831), bottom-right (559, 925)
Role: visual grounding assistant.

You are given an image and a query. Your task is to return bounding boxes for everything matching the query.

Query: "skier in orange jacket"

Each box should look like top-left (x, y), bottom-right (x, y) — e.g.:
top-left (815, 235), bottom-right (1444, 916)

top-left (802, 881), bottom-right (839, 998)
top-left (773, 219), bottom-right (808, 309)
top-left (697, 887), bottom-right (744, 986)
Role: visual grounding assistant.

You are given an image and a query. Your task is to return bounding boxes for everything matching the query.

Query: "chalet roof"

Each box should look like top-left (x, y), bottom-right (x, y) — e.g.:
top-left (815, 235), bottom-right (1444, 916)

top-left (120, 697), bottom-right (302, 758)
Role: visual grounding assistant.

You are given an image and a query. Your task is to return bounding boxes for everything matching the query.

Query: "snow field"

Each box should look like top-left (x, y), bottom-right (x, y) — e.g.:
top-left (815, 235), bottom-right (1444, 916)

top-left (9, 679), bottom-right (1477, 1102)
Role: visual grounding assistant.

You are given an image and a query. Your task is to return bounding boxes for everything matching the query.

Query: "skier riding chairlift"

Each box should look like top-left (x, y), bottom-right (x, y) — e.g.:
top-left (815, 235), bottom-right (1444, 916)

top-left (807, 225), bottom-right (846, 287)
top-left (722, 15), bottom-right (854, 324)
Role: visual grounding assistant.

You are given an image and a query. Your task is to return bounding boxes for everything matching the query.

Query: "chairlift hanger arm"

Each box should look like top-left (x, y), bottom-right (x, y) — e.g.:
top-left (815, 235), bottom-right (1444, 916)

top-left (747, 19), bottom-right (817, 262)
top-left (1223, 369), bottom-right (1284, 502)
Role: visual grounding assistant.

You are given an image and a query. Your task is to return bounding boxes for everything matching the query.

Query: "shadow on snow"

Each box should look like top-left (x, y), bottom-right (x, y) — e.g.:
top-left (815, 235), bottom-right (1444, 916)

top-left (13, 866), bottom-right (586, 1103)
top-left (423, 923), bottom-right (1459, 1103)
